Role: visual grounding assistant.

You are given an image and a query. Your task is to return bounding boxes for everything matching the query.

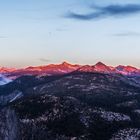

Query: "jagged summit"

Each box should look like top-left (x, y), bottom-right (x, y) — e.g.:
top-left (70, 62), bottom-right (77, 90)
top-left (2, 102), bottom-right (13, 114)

top-left (61, 61), bottom-right (71, 66)
top-left (94, 62), bottom-right (106, 66)
top-left (94, 62), bottom-right (111, 71)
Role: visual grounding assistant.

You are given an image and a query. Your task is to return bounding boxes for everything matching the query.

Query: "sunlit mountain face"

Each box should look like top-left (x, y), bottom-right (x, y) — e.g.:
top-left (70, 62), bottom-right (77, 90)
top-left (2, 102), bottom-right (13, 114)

top-left (0, 62), bottom-right (81, 79)
top-left (1, 62), bottom-right (140, 79)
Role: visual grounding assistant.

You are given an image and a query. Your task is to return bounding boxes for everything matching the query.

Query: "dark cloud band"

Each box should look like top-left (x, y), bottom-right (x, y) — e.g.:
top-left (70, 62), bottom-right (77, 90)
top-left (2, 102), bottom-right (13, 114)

top-left (66, 4), bottom-right (140, 20)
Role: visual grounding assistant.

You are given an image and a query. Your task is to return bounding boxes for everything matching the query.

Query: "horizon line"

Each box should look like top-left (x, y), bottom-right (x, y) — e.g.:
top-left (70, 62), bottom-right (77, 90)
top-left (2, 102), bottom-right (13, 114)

top-left (0, 61), bottom-right (140, 70)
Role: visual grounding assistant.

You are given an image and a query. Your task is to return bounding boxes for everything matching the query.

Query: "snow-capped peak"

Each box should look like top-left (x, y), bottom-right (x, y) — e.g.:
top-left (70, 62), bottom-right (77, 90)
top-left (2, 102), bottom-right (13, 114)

top-left (61, 61), bottom-right (71, 66)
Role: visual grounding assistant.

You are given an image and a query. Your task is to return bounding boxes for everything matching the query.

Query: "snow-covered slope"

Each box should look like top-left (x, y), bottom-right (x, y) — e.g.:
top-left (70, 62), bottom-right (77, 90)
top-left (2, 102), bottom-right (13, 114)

top-left (0, 74), bottom-right (12, 85)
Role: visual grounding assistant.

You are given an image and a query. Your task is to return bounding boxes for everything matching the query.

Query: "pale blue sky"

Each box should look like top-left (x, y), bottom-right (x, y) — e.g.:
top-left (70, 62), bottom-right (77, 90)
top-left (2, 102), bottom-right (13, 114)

top-left (0, 0), bottom-right (140, 68)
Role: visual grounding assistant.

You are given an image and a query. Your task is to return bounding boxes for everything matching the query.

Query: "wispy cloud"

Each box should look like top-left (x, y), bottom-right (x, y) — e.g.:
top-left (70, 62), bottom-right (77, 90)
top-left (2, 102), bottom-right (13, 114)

top-left (66, 4), bottom-right (140, 20)
top-left (39, 58), bottom-right (51, 63)
top-left (56, 28), bottom-right (67, 32)
top-left (0, 35), bottom-right (7, 39)
top-left (113, 31), bottom-right (140, 37)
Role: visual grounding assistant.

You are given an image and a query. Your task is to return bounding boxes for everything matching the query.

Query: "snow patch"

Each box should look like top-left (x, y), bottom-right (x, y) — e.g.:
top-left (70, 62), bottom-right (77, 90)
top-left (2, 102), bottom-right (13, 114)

top-left (9, 92), bottom-right (23, 103)
top-left (0, 74), bottom-right (12, 85)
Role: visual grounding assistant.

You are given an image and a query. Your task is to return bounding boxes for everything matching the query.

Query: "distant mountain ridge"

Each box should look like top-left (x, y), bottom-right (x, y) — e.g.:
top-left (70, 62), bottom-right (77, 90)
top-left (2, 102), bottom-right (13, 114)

top-left (0, 62), bottom-right (140, 79)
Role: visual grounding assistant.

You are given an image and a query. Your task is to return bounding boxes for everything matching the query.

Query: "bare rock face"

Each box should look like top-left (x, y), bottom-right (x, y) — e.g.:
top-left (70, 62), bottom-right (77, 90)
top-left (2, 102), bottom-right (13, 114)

top-left (0, 107), bottom-right (20, 140)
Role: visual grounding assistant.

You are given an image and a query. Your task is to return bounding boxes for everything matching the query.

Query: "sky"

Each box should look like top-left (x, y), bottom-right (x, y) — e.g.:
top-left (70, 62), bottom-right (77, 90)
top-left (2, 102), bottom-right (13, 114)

top-left (0, 0), bottom-right (140, 68)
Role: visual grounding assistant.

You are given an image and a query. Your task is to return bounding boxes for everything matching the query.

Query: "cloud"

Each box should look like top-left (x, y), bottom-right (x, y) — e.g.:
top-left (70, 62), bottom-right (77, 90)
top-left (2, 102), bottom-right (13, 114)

top-left (0, 35), bottom-right (7, 39)
top-left (66, 4), bottom-right (140, 20)
top-left (39, 58), bottom-right (51, 63)
top-left (56, 28), bottom-right (67, 32)
top-left (113, 31), bottom-right (140, 37)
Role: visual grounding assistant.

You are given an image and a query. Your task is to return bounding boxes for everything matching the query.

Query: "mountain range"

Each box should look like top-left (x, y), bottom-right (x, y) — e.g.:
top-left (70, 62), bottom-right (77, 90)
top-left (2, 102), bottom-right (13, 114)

top-left (1, 62), bottom-right (140, 79)
top-left (1, 62), bottom-right (140, 139)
